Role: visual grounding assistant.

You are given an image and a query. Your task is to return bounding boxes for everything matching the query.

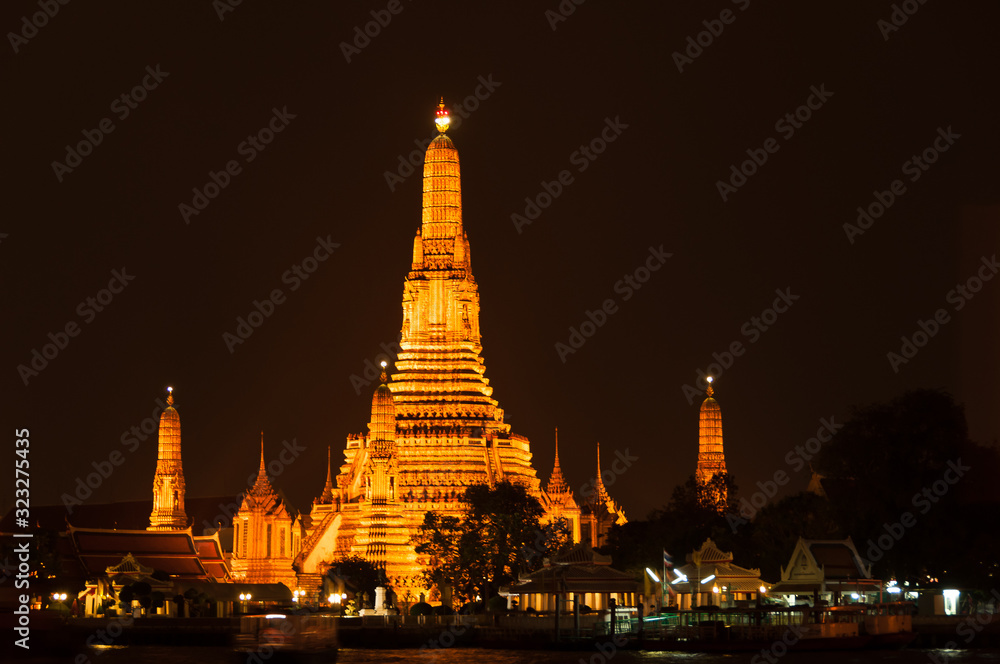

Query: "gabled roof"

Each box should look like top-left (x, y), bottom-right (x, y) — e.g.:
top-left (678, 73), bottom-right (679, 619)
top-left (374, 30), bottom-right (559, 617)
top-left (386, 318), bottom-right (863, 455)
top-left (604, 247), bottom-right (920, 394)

top-left (551, 543), bottom-right (612, 566)
top-left (0, 496), bottom-right (242, 534)
top-left (68, 525), bottom-right (230, 581)
top-left (779, 537), bottom-right (871, 583)
top-left (689, 538), bottom-right (733, 565)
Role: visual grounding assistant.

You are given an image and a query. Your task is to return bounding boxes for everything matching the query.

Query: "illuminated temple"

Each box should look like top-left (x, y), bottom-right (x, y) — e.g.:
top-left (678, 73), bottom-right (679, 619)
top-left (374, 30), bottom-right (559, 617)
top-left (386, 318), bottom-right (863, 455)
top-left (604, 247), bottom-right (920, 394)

top-left (233, 101), bottom-right (627, 598)
top-left (696, 377), bottom-right (728, 505)
top-left (1, 103), bottom-right (634, 613)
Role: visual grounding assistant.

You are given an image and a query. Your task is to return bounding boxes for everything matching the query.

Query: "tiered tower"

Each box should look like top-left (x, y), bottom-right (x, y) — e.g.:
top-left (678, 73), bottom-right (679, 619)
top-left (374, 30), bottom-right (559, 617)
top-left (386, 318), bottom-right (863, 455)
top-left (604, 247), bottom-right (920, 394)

top-left (696, 377), bottom-right (728, 504)
top-left (148, 387), bottom-right (187, 531)
top-left (296, 101), bottom-right (627, 598)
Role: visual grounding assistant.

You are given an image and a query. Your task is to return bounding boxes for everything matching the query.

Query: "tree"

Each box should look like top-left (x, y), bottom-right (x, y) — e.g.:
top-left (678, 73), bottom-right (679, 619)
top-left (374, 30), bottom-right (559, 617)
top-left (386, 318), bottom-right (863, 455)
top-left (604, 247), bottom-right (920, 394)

top-left (604, 474), bottom-right (740, 574)
top-left (814, 389), bottom-right (978, 581)
top-left (745, 491), bottom-right (843, 579)
top-left (413, 481), bottom-right (557, 606)
top-left (328, 555), bottom-right (383, 607)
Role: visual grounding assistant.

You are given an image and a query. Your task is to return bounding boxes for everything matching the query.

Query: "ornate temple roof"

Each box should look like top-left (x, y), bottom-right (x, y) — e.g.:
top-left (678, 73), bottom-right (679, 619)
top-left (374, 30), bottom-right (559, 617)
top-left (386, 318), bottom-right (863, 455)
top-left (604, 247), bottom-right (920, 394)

top-left (241, 434), bottom-right (290, 518)
top-left (545, 428), bottom-right (572, 497)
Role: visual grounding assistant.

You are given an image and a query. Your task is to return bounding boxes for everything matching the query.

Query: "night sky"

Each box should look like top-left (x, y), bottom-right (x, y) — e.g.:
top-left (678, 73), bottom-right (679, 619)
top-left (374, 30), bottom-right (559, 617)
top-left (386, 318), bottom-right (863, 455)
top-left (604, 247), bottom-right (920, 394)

top-left (4, 1), bottom-right (999, 524)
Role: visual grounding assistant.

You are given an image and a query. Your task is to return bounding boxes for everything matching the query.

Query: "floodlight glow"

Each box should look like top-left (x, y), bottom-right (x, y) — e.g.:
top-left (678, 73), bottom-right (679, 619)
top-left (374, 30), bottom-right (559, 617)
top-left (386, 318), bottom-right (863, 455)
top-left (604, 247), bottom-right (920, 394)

top-left (886, 586), bottom-right (901, 594)
top-left (851, 593), bottom-right (860, 600)
top-left (701, 575), bottom-right (716, 584)
top-left (645, 568), bottom-right (660, 583)
top-left (671, 574), bottom-right (686, 585)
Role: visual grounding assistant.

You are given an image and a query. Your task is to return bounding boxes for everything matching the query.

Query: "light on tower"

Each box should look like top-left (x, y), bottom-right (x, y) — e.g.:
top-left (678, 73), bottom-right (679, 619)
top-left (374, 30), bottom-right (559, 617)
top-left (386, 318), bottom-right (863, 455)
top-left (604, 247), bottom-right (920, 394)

top-left (380, 360), bottom-right (387, 369)
top-left (706, 376), bottom-right (714, 384)
top-left (435, 98), bottom-right (450, 132)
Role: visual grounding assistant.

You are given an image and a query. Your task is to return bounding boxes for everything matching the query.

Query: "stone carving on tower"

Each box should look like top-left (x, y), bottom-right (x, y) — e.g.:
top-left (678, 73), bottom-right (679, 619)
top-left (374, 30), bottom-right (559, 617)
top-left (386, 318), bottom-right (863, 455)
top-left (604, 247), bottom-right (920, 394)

top-left (148, 387), bottom-right (188, 531)
top-left (696, 376), bottom-right (728, 507)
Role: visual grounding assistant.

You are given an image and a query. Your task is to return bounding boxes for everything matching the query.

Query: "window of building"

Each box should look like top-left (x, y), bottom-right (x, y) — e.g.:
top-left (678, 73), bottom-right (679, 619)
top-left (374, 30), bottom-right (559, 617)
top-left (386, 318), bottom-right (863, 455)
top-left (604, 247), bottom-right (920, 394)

top-left (280, 527), bottom-right (286, 556)
top-left (267, 524), bottom-right (272, 557)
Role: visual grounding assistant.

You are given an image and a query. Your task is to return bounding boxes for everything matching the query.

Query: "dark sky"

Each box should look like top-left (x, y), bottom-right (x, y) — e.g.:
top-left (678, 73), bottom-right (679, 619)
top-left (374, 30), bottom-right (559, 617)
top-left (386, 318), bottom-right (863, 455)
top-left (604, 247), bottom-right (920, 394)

top-left (3, 1), bottom-right (999, 523)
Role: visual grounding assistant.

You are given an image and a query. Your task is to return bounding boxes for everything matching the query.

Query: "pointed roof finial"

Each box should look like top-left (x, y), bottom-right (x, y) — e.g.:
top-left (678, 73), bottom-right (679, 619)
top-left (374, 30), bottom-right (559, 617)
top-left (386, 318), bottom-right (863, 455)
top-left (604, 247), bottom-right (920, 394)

top-left (435, 97), bottom-right (450, 133)
top-left (379, 360), bottom-right (388, 384)
top-left (706, 375), bottom-right (715, 398)
top-left (259, 432), bottom-right (266, 472)
top-left (546, 427), bottom-right (570, 496)
top-left (166, 386), bottom-right (174, 406)
top-left (593, 442), bottom-right (611, 504)
top-left (318, 445), bottom-right (335, 504)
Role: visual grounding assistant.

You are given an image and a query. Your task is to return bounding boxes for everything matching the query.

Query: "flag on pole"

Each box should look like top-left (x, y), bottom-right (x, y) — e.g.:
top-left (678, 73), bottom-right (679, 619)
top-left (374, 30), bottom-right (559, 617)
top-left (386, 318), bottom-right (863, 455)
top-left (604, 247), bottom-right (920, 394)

top-left (663, 549), bottom-right (673, 568)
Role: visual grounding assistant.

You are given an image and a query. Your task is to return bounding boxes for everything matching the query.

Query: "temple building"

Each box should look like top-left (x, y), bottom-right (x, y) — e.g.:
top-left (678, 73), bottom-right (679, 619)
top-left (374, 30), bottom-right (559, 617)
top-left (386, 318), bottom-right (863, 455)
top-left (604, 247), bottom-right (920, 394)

top-left (579, 443), bottom-right (628, 548)
top-left (0, 102), bottom-right (631, 610)
top-left (280, 100), bottom-right (626, 598)
top-left (696, 376), bottom-right (728, 505)
top-left (148, 387), bottom-right (188, 531)
top-left (230, 436), bottom-right (300, 589)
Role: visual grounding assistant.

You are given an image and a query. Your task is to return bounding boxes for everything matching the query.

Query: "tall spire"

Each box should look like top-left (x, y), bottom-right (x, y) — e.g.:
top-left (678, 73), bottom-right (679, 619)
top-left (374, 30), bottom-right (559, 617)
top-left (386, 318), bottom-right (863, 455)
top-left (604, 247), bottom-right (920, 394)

top-left (546, 427), bottom-right (571, 496)
top-left (249, 432), bottom-right (277, 498)
top-left (420, 98), bottom-right (464, 246)
top-left (392, 100), bottom-right (501, 434)
top-left (318, 446), bottom-right (335, 504)
top-left (369, 362), bottom-right (397, 457)
top-left (697, 377), bottom-right (728, 504)
top-left (148, 386), bottom-right (187, 530)
top-left (592, 442), bottom-right (611, 504)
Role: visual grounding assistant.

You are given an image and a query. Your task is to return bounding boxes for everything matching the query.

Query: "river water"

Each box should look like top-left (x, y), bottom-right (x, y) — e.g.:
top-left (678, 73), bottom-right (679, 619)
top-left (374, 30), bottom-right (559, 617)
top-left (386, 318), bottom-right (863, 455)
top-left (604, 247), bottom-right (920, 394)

top-left (55, 646), bottom-right (1000, 663)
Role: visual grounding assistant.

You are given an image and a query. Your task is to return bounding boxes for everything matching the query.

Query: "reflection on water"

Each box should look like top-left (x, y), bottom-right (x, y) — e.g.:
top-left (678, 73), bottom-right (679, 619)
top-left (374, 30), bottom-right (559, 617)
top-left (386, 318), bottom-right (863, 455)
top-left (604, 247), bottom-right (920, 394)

top-left (66, 646), bottom-right (1000, 664)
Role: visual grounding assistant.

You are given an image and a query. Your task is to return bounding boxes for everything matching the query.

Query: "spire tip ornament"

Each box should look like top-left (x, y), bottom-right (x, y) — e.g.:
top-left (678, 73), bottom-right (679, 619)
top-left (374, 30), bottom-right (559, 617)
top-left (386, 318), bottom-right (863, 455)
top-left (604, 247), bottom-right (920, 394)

top-left (434, 98), bottom-right (450, 133)
top-left (706, 376), bottom-right (714, 397)
top-left (166, 386), bottom-right (174, 406)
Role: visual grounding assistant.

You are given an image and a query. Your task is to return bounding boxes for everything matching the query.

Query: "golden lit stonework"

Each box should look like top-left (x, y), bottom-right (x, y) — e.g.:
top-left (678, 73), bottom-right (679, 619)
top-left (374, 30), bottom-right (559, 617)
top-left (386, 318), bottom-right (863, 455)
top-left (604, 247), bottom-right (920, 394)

top-left (148, 387), bottom-right (188, 531)
top-left (696, 377), bottom-right (728, 505)
top-left (246, 101), bottom-right (626, 601)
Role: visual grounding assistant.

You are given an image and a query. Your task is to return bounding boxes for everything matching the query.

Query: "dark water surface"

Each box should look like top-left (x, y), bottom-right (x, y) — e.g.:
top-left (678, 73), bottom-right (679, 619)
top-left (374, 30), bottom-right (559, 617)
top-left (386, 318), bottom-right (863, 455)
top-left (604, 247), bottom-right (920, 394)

top-left (60, 646), bottom-right (1000, 663)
